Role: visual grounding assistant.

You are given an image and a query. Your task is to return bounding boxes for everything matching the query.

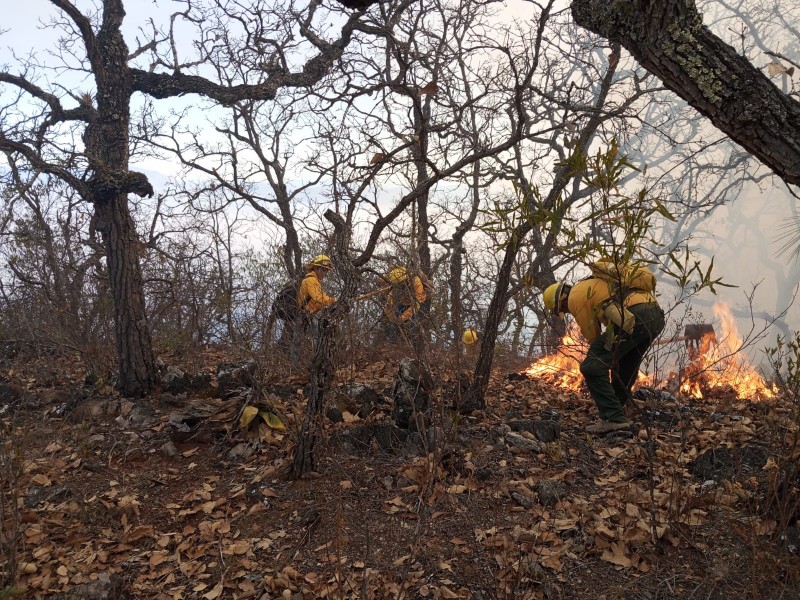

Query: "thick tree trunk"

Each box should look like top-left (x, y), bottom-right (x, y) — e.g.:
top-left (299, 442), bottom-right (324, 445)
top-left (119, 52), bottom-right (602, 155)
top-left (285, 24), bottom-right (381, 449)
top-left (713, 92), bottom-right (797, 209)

top-left (570, 0), bottom-right (800, 187)
top-left (94, 196), bottom-right (157, 396)
top-left (86, 0), bottom-right (157, 396)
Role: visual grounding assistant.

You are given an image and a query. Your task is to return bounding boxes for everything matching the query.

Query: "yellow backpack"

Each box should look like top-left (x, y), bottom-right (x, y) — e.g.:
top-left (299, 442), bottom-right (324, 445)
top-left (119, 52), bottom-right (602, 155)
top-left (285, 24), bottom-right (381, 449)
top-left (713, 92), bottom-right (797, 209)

top-left (589, 259), bottom-right (656, 295)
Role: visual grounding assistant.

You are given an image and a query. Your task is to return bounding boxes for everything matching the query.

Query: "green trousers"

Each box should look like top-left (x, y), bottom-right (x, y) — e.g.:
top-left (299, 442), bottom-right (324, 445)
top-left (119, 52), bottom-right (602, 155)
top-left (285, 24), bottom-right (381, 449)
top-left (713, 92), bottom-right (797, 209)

top-left (580, 302), bottom-right (665, 423)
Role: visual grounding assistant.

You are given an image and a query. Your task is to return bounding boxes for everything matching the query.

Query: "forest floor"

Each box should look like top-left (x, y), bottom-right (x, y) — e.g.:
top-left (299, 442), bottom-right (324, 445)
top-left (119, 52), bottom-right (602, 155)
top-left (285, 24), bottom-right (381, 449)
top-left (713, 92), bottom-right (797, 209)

top-left (1, 344), bottom-right (798, 600)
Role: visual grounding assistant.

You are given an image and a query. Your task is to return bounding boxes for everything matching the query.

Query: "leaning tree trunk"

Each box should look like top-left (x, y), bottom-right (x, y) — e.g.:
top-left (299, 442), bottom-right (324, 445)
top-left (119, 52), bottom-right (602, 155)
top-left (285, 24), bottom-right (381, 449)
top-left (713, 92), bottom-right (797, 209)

top-left (85, 1), bottom-right (157, 397)
top-left (465, 45), bottom-right (621, 411)
top-left (570, 0), bottom-right (800, 187)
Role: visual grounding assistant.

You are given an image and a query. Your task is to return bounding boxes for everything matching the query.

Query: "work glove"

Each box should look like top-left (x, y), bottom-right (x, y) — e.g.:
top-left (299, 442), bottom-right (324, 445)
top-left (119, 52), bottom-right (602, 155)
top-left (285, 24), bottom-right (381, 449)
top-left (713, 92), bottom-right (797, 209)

top-left (603, 302), bottom-right (636, 334)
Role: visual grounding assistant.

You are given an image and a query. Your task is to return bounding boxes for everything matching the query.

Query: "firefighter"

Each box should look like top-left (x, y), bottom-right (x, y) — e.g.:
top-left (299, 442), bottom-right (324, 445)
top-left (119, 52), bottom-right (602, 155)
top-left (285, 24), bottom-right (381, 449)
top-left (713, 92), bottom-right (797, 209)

top-left (292, 255), bottom-right (336, 360)
top-left (382, 267), bottom-right (428, 347)
top-left (542, 262), bottom-right (665, 434)
top-left (297, 255), bottom-right (336, 316)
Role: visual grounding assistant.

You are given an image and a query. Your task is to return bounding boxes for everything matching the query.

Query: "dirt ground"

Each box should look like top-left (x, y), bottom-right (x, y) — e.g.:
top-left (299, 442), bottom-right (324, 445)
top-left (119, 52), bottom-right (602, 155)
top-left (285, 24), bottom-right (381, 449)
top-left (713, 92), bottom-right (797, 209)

top-left (1, 348), bottom-right (798, 599)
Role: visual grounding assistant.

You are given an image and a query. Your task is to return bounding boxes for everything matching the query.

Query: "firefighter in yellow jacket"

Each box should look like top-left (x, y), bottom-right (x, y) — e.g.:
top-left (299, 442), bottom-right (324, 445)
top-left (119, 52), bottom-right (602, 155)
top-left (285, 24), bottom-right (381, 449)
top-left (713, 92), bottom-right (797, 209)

top-left (292, 255), bottom-right (336, 360)
top-left (298, 255), bottom-right (336, 316)
top-left (382, 267), bottom-right (428, 345)
top-left (542, 261), bottom-right (664, 434)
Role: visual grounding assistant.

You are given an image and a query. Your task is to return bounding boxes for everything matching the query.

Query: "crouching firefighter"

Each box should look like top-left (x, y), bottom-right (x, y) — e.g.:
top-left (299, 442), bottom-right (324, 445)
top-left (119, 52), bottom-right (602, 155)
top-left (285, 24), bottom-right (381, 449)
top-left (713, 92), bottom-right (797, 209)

top-left (542, 261), bottom-right (665, 434)
top-left (382, 267), bottom-right (429, 351)
top-left (293, 255), bottom-right (337, 359)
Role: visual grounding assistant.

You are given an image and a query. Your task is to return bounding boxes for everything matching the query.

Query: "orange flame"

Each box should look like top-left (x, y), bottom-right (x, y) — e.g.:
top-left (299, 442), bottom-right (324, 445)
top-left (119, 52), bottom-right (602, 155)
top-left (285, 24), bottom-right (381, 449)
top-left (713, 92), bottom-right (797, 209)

top-left (526, 302), bottom-right (776, 400)
top-left (677, 303), bottom-right (776, 400)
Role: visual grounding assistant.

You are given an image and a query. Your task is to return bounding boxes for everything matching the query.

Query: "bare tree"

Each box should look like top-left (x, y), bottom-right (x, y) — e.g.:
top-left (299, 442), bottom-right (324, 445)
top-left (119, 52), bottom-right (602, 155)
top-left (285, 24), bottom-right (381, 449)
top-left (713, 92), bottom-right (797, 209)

top-left (0, 0), bottom-right (374, 396)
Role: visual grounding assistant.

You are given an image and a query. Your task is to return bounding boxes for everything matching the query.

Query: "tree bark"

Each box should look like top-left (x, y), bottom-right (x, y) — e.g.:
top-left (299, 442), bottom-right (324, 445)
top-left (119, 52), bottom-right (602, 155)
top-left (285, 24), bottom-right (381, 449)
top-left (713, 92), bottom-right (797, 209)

top-left (86, 0), bottom-right (157, 396)
top-left (570, 0), bottom-right (800, 187)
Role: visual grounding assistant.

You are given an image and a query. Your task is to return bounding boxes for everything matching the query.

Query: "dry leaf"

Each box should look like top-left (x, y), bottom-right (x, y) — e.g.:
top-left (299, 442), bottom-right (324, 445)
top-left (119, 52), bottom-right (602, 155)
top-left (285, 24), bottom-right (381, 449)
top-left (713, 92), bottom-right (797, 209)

top-left (369, 153), bottom-right (385, 164)
top-left (767, 60), bottom-right (791, 77)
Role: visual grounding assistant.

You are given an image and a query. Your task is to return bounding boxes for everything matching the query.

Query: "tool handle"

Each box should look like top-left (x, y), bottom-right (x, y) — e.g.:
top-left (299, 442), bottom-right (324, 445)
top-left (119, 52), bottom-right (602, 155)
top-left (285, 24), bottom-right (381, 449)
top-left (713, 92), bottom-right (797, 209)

top-left (355, 286), bottom-right (392, 302)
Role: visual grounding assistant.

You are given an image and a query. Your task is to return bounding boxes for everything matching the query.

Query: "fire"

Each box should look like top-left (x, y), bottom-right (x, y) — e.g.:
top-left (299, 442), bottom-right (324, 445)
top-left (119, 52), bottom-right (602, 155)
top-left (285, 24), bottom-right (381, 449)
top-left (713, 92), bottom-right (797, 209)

top-left (677, 303), bottom-right (776, 400)
top-left (525, 324), bottom-right (587, 391)
top-left (526, 302), bottom-right (777, 400)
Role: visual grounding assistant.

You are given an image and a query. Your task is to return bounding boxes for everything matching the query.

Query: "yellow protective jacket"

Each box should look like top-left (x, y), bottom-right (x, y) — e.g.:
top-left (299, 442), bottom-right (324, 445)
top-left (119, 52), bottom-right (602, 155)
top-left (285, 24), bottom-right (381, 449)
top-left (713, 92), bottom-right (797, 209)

top-left (567, 277), bottom-right (657, 344)
top-left (297, 272), bottom-right (335, 315)
top-left (385, 275), bottom-right (427, 324)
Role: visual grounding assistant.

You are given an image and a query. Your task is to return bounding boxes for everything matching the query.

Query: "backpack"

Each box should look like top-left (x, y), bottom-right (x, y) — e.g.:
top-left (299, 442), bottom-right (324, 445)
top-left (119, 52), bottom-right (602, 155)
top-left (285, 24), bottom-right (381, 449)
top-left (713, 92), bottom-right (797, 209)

top-left (589, 260), bottom-right (656, 296)
top-left (272, 279), bottom-right (303, 322)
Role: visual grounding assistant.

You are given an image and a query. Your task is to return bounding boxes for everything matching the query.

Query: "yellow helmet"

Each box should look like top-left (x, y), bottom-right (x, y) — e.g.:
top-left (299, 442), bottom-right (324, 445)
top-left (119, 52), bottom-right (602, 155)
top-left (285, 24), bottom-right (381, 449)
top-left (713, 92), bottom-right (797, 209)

top-left (307, 254), bottom-right (332, 271)
top-left (543, 282), bottom-right (567, 316)
top-left (387, 266), bottom-right (408, 284)
top-left (463, 328), bottom-right (478, 345)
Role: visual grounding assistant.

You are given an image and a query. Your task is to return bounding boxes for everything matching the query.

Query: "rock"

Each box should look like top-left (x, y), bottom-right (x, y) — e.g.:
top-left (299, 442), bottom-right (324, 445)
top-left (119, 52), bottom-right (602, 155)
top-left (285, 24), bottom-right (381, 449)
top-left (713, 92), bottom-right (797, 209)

top-left (160, 441), bottom-right (179, 458)
top-left (115, 402), bottom-right (157, 430)
top-left (510, 491), bottom-right (534, 509)
top-left (216, 360), bottom-right (257, 397)
top-left (189, 372), bottom-right (212, 390)
top-left (336, 383), bottom-right (380, 418)
top-left (508, 419), bottom-right (537, 434)
top-left (25, 485), bottom-right (71, 508)
top-left (162, 366), bottom-right (191, 394)
top-left (504, 432), bottom-right (543, 453)
top-left (508, 416), bottom-right (560, 443)
top-left (226, 442), bottom-right (256, 462)
top-left (331, 423), bottom-right (422, 457)
top-left (535, 480), bottom-right (567, 506)
top-left (392, 359), bottom-right (431, 429)
top-left (326, 405), bottom-right (344, 423)
top-left (52, 572), bottom-right (126, 599)
top-left (476, 466), bottom-right (493, 482)
top-left (689, 445), bottom-right (770, 482)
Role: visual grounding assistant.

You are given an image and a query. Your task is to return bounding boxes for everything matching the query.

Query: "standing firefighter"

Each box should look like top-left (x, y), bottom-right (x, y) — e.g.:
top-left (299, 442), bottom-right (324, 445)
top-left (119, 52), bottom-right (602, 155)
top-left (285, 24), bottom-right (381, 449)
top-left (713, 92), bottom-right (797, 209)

top-left (293, 255), bottom-right (336, 358)
top-left (382, 267), bottom-right (429, 348)
top-left (542, 260), bottom-right (665, 434)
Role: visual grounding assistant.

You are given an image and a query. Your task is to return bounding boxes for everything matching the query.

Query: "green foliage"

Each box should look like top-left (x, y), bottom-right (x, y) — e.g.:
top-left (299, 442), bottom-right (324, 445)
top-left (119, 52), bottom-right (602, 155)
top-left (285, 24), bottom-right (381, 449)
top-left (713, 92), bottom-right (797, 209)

top-left (556, 140), bottom-right (730, 298)
top-left (765, 331), bottom-right (800, 394)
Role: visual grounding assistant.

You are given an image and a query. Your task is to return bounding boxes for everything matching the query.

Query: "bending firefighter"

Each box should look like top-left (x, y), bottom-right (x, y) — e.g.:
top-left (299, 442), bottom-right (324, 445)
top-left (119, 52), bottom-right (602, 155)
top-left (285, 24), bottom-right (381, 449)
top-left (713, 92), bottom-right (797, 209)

top-left (542, 261), bottom-right (665, 434)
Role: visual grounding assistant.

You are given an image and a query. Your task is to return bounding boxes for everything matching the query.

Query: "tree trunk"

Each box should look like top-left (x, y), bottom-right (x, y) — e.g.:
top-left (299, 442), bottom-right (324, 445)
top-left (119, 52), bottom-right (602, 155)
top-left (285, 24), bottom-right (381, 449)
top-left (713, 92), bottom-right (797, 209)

top-left (290, 210), bottom-right (359, 478)
top-left (86, 0), bottom-right (157, 396)
top-left (570, 0), bottom-right (800, 187)
top-left (94, 196), bottom-right (157, 396)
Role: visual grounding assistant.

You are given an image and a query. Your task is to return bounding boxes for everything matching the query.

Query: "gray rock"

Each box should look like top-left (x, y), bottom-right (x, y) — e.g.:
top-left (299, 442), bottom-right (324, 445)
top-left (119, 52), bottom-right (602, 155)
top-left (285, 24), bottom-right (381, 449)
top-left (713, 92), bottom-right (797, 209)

top-left (115, 402), bottom-right (157, 430)
top-left (226, 442), bottom-right (256, 462)
top-left (535, 480), bottom-right (567, 506)
top-left (216, 360), bottom-right (257, 397)
top-left (505, 432), bottom-right (543, 452)
top-left (25, 485), bottom-right (71, 507)
top-left (160, 441), bottom-right (179, 458)
top-left (162, 366), bottom-right (191, 394)
top-left (336, 383), bottom-right (380, 418)
top-left (331, 423), bottom-right (422, 457)
top-left (510, 491), bottom-right (534, 509)
top-left (52, 572), bottom-right (126, 599)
